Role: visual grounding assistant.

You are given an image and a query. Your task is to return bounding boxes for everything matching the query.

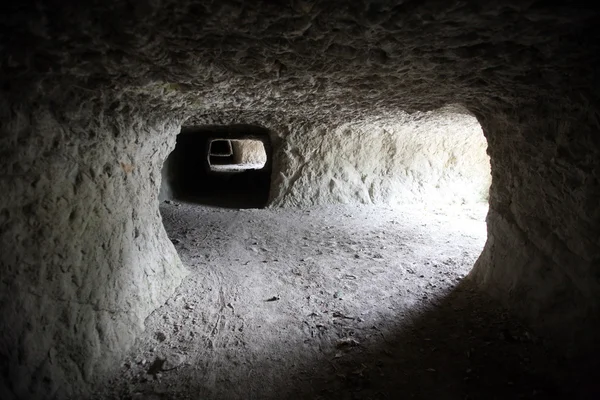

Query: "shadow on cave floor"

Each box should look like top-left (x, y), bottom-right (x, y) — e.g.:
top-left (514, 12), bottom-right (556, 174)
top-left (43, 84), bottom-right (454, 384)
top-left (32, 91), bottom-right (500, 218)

top-left (100, 204), bottom-right (599, 400)
top-left (173, 170), bottom-right (270, 209)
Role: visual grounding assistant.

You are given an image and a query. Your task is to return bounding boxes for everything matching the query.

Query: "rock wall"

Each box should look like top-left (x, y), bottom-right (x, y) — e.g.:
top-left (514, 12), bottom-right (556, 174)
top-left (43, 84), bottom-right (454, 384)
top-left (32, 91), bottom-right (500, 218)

top-left (0, 96), bottom-right (188, 399)
top-left (470, 103), bottom-right (600, 356)
top-left (232, 140), bottom-right (267, 166)
top-left (268, 107), bottom-right (490, 207)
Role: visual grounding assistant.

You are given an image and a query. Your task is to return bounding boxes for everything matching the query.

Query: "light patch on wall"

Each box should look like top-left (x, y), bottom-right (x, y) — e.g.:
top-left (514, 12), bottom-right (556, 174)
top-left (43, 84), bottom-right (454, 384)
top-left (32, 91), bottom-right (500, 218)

top-left (270, 105), bottom-right (491, 213)
top-left (208, 139), bottom-right (267, 172)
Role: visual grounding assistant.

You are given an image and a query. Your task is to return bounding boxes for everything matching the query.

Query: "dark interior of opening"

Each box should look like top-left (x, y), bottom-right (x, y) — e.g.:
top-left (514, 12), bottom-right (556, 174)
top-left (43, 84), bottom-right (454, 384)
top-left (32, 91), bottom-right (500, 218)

top-left (163, 125), bottom-right (273, 209)
top-left (208, 139), bottom-right (234, 165)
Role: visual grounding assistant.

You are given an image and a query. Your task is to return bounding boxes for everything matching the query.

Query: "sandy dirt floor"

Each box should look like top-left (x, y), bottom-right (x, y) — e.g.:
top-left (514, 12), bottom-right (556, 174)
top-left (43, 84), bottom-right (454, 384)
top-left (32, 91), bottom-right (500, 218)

top-left (98, 202), bottom-right (591, 400)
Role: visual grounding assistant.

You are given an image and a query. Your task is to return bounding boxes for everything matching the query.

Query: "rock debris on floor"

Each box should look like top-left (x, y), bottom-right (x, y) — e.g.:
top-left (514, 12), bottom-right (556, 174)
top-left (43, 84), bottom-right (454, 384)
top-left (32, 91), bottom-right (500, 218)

top-left (97, 202), bottom-right (584, 400)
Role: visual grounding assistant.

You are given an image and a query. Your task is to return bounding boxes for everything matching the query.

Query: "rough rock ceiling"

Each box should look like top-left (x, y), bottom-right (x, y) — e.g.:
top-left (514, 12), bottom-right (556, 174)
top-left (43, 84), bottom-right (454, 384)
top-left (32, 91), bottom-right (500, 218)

top-left (2, 1), bottom-right (599, 117)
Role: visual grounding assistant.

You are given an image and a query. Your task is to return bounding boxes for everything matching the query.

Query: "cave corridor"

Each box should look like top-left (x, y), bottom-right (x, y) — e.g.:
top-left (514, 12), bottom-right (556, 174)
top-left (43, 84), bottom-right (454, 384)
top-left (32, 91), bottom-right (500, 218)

top-left (1, 1), bottom-right (600, 399)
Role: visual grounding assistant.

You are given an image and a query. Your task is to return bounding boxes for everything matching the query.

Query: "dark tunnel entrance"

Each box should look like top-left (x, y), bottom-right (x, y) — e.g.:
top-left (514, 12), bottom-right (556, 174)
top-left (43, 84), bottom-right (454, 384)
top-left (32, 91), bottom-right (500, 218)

top-left (160, 125), bottom-right (273, 209)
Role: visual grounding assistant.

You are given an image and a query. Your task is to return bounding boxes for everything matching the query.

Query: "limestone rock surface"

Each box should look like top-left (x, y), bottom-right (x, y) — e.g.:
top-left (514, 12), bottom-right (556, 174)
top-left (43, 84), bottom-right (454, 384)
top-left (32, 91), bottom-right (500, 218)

top-left (268, 107), bottom-right (490, 207)
top-left (1, 1), bottom-right (600, 398)
top-left (0, 98), bottom-right (188, 399)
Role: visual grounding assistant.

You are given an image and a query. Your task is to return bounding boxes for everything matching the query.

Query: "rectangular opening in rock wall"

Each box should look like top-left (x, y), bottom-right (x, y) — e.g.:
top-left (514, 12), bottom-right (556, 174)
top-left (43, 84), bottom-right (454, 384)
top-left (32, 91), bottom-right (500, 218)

top-left (208, 139), bottom-right (267, 171)
top-left (160, 125), bottom-right (273, 208)
top-left (209, 139), bottom-right (233, 156)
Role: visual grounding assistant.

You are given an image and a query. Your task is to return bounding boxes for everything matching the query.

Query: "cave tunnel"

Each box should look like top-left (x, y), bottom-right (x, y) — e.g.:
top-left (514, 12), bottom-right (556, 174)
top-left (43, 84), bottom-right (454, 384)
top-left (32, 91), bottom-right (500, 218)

top-left (1, 1), bottom-right (600, 399)
top-left (161, 125), bottom-right (273, 208)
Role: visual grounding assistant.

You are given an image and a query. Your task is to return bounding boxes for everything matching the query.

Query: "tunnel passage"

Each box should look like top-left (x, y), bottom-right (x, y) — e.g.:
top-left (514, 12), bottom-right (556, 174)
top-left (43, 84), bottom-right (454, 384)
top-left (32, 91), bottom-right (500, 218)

top-left (161, 125), bottom-right (273, 208)
top-left (2, 1), bottom-right (600, 399)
